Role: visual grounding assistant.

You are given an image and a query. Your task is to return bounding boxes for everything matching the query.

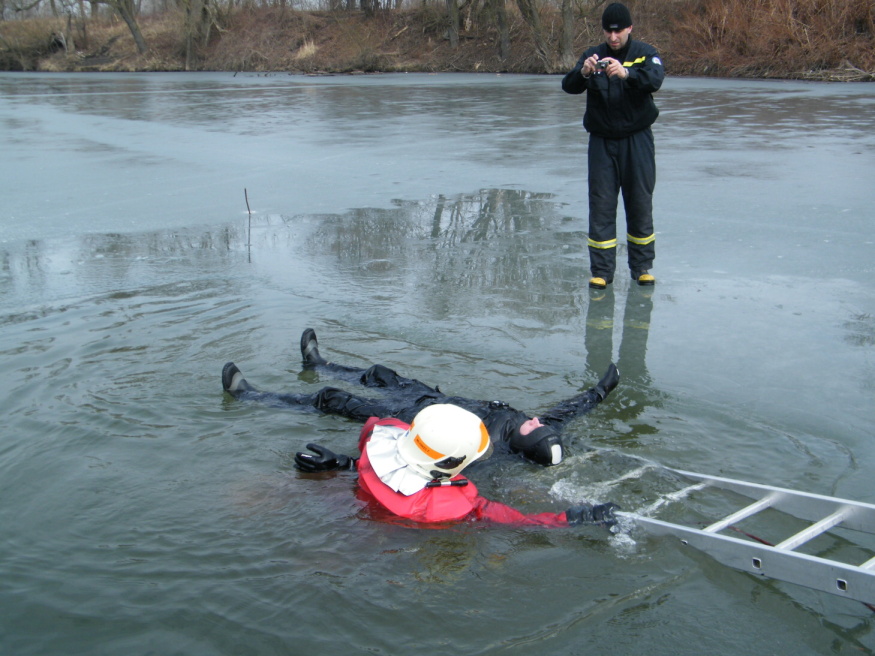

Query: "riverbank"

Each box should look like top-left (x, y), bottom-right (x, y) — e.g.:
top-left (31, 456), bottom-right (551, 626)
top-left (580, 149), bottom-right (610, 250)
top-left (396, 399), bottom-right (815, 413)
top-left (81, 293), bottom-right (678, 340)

top-left (1, 1), bottom-right (873, 80)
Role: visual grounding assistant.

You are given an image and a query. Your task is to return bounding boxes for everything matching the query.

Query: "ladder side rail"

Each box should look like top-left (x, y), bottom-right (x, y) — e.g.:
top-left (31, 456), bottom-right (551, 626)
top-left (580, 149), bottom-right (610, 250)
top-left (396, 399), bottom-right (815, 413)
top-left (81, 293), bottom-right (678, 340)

top-left (670, 468), bottom-right (875, 534)
top-left (629, 514), bottom-right (875, 605)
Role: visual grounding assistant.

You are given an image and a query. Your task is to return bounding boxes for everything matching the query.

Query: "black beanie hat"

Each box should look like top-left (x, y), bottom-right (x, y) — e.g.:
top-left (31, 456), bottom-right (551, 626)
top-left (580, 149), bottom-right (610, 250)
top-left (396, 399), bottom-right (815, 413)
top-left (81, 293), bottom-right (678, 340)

top-left (602, 2), bottom-right (633, 30)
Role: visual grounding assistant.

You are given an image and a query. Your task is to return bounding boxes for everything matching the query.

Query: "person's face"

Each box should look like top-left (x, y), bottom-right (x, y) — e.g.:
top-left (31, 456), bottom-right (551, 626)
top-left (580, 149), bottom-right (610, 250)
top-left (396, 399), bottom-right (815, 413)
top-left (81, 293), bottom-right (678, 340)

top-left (604, 26), bottom-right (632, 51)
top-left (519, 417), bottom-right (543, 436)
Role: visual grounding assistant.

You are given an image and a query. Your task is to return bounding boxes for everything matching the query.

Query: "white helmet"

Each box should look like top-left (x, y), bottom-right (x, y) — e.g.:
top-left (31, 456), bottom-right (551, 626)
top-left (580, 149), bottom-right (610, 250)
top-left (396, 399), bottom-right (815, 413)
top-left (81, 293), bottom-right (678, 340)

top-left (397, 404), bottom-right (491, 481)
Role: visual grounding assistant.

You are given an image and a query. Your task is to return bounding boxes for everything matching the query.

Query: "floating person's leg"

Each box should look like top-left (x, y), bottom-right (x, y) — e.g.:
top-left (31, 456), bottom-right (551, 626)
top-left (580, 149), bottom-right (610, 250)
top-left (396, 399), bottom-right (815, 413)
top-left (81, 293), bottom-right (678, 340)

top-left (223, 362), bottom-right (256, 394)
top-left (358, 363), bottom-right (441, 396)
top-left (300, 328), bottom-right (442, 397)
top-left (300, 327), bottom-right (327, 366)
top-left (300, 328), bottom-right (362, 376)
top-left (539, 363), bottom-right (620, 426)
top-left (223, 361), bottom-right (392, 421)
top-left (223, 361), bottom-right (317, 407)
top-left (310, 387), bottom-right (394, 422)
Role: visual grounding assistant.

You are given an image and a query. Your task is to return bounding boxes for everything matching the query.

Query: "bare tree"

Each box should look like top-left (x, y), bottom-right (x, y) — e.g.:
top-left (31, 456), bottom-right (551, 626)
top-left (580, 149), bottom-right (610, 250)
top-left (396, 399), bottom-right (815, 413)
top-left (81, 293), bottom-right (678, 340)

top-left (446, 0), bottom-right (459, 48)
top-left (515, 0), bottom-right (550, 69)
top-left (92, 0), bottom-right (147, 53)
top-left (559, 0), bottom-right (574, 68)
top-left (5, 0), bottom-right (44, 14)
top-left (181, 0), bottom-right (217, 69)
top-left (489, 0), bottom-right (510, 61)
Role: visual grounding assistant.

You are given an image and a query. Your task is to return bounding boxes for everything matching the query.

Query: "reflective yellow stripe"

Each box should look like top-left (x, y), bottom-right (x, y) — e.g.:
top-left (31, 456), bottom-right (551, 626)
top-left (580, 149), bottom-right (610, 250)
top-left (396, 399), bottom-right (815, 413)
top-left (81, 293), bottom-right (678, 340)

top-left (587, 319), bottom-right (614, 330)
top-left (588, 237), bottom-right (617, 250)
top-left (623, 56), bottom-right (647, 67)
top-left (627, 232), bottom-right (655, 245)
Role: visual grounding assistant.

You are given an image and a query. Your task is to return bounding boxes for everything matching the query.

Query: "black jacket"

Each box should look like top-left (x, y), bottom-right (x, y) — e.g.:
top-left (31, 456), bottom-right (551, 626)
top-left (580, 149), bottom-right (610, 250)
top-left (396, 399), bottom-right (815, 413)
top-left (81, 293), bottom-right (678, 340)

top-left (562, 38), bottom-right (664, 139)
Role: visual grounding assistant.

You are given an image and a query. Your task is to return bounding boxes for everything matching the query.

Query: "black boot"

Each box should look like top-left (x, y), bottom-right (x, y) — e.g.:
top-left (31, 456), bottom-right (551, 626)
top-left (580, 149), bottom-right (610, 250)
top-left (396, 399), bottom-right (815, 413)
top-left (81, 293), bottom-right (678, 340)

top-left (300, 328), bottom-right (328, 367)
top-left (222, 362), bottom-right (256, 394)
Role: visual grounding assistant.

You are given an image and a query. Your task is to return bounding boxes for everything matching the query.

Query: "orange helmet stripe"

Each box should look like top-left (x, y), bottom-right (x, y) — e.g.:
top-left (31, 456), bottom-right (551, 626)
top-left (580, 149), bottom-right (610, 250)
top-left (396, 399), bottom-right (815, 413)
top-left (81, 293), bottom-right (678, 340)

top-left (413, 433), bottom-right (446, 460)
top-left (479, 423), bottom-right (490, 453)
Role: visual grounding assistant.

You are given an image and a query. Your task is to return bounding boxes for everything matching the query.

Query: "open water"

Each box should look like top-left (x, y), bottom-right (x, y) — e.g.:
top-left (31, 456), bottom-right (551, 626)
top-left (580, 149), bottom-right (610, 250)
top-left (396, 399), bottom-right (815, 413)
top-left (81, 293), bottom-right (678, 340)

top-left (1, 71), bottom-right (874, 655)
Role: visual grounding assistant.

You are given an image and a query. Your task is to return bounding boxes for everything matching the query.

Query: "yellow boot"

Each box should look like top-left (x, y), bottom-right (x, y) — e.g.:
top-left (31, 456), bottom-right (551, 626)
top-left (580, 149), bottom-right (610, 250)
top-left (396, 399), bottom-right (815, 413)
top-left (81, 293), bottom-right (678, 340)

top-left (632, 271), bottom-right (655, 286)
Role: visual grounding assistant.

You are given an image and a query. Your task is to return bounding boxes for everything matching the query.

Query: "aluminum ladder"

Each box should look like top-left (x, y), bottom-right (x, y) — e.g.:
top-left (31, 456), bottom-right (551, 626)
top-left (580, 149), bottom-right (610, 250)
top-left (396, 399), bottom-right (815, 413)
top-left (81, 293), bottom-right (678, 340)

top-left (622, 468), bottom-right (875, 605)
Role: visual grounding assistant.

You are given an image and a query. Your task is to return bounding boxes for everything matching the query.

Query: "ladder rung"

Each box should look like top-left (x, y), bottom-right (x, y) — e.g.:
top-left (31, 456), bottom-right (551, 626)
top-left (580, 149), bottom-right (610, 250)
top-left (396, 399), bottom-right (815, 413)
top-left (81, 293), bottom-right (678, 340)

top-left (774, 510), bottom-right (846, 551)
top-left (703, 494), bottom-right (776, 534)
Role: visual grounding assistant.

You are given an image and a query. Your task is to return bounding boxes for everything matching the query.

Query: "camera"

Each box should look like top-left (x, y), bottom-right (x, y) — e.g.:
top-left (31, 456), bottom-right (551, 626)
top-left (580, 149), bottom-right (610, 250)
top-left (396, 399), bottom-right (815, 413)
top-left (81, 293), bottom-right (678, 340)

top-left (597, 60), bottom-right (609, 70)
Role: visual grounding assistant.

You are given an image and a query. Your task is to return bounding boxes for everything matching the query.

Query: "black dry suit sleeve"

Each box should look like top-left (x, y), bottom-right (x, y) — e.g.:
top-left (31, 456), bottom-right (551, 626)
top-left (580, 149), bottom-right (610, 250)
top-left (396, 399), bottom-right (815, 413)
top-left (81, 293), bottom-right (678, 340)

top-left (294, 443), bottom-right (357, 473)
top-left (539, 363), bottom-right (619, 425)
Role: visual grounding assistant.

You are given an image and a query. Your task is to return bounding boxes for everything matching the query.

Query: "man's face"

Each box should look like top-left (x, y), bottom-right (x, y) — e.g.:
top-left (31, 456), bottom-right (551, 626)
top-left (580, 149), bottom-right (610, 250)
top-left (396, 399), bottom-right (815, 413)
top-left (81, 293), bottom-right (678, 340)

top-left (519, 417), bottom-right (543, 436)
top-left (604, 26), bottom-right (632, 51)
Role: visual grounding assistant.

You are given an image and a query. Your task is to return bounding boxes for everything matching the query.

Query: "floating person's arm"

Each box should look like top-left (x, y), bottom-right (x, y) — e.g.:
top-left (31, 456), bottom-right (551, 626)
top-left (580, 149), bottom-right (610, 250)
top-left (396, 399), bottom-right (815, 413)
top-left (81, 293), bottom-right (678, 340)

top-left (539, 363), bottom-right (620, 427)
top-left (471, 497), bottom-right (620, 528)
top-left (294, 443), bottom-right (357, 472)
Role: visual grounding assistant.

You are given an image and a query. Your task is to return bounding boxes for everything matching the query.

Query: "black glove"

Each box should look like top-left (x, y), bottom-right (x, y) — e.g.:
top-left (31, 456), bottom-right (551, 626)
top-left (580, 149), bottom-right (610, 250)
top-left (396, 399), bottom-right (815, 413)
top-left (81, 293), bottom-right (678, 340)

top-left (294, 443), bottom-right (356, 473)
top-left (567, 502), bottom-right (620, 527)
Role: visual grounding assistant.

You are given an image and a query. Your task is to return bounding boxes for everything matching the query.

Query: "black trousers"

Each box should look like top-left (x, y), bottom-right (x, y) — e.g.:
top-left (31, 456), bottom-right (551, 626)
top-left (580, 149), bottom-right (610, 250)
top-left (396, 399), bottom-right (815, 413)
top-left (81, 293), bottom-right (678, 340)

top-left (252, 364), bottom-right (438, 424)
top-left (306, 364), bottom-right (444, 424)
top-left (587, 128), bottom-right (656, 279)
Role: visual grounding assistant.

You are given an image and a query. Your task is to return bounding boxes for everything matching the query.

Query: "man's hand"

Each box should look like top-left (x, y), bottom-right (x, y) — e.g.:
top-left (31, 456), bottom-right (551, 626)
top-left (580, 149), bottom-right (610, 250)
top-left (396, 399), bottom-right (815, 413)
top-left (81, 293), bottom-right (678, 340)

top-left (598, 58), bottom-right (628, 79)
top-left (582, 54), bottom-right (600, 76)
top-left (294, 443), bottom-right (355, 472)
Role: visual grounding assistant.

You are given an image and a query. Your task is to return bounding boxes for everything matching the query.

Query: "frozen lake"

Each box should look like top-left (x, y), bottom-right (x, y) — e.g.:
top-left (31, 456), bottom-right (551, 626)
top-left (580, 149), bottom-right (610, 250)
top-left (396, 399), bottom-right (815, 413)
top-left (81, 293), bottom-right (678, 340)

top-left (1, 71), bottom-right (874, 654)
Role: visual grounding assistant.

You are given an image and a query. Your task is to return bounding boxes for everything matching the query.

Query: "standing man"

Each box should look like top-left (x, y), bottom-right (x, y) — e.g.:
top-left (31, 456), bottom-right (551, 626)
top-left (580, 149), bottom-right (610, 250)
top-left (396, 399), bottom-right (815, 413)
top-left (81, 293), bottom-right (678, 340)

top-left (562, 2), bottom-right (665, 289)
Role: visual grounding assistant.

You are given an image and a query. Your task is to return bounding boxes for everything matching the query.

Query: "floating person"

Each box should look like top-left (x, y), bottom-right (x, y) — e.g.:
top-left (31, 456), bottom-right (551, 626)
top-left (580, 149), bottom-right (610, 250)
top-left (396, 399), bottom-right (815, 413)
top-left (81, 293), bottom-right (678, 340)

top-left (220, 329), bottom-right (621, 527)
top-left (294, 403), bottom-right (618, 527)
top-left (224, 328), bottom-right (620, 468)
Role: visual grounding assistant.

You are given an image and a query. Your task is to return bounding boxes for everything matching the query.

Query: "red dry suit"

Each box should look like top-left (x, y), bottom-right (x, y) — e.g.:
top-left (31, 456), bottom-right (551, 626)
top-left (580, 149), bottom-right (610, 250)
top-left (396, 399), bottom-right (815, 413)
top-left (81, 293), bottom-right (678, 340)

top-left (355, 417), bottom-right (571, 527)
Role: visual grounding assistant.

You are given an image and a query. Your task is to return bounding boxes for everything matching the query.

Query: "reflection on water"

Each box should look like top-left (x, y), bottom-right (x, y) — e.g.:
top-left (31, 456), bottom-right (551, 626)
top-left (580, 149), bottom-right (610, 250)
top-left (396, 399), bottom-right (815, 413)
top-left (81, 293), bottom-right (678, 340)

top-left (303, 189), bottom-right (587, 329)
top-left (1, 188), bottom-right (594, 372)
top-left (0, 227), bottom-right (240, 314)
top-left (585, 283), bottom-right (663, 445)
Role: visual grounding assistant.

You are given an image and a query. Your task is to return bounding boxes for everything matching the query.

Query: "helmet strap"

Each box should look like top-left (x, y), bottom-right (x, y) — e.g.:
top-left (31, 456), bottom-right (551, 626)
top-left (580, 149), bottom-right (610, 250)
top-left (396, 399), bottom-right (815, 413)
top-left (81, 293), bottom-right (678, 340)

top-left (426, 479), bottom-right (469, 488)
